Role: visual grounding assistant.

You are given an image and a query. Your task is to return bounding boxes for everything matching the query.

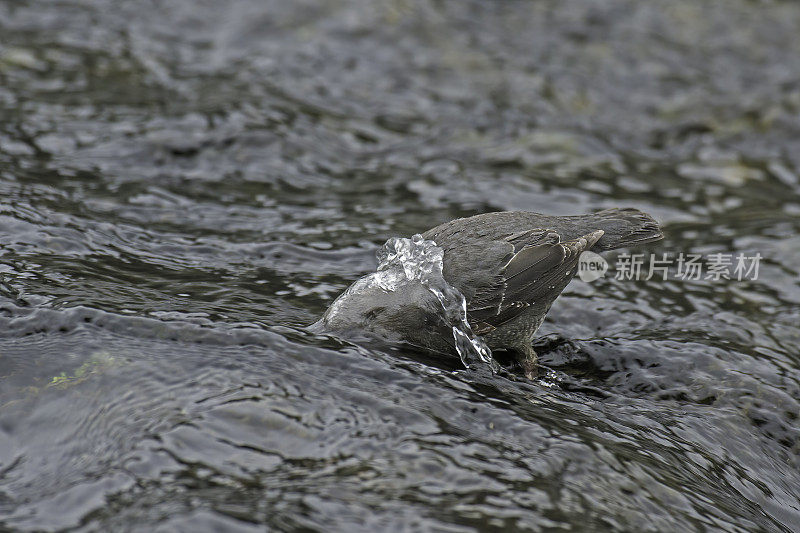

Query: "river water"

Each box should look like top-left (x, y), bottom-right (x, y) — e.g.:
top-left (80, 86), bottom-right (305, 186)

top-left (1, 0), bottom-right (800, 531)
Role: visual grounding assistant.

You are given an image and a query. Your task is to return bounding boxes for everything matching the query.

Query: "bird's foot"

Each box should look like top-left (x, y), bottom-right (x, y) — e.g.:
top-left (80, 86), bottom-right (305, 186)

top-left (519, 345), bottom-right (538, 380)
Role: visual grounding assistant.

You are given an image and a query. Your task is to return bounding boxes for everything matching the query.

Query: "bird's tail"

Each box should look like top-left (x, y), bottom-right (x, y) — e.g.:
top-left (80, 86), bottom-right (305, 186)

top-left (586, 208), bottom-right (663, 251)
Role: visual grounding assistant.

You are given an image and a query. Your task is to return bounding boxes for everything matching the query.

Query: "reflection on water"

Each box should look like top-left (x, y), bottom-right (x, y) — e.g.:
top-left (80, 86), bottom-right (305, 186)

top-left (1, 0), bottom-right (799, 530)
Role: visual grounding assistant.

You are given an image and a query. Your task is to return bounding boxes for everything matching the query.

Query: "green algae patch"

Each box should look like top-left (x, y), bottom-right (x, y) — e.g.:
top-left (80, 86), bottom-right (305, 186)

top-left (47, 351), bottom-right (118, 389)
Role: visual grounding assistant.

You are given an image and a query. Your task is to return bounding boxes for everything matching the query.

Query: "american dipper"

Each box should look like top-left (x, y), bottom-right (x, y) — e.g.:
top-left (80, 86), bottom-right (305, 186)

top-left (318, 208), bottom-right (663, 377)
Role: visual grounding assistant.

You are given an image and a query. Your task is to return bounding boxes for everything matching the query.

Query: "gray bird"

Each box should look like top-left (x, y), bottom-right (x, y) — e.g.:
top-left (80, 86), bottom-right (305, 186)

top-left (317, 208), bottom-right (663, 377)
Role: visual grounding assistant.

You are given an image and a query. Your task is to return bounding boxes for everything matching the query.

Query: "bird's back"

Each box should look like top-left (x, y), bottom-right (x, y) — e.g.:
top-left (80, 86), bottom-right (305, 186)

top-left (424, 208), bottom-right (662, 253)
top-left (423, 207), bottom-right (663, 341)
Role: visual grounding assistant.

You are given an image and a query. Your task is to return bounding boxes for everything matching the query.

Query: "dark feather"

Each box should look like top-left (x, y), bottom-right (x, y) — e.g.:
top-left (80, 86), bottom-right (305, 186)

top-left (421, 208), bottom-right (661, 342)
top-left (466, 229), bottom-right (603, 331)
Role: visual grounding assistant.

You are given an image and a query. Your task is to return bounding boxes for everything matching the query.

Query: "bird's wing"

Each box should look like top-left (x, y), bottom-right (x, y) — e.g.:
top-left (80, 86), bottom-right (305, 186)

top-left (468, 229), bottom-right (604, 335)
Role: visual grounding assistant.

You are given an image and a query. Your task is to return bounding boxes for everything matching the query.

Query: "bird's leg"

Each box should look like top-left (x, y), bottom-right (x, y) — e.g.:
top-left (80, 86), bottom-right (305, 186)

top-left (517, 344), bottom-right (538, 380)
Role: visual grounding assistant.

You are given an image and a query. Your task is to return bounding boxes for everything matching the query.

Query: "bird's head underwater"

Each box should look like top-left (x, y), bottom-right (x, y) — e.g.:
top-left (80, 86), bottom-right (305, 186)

top-left (313, 274), bottom-right (456, 354)
top-left (311, 235), bottom-right (491, 362)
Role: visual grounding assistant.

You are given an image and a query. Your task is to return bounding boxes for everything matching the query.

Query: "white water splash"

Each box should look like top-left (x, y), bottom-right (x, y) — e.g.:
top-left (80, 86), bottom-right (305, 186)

top-left (322, 234), bottom-right (496, 372)
top-left (378, 234), bottom-right (496, 371)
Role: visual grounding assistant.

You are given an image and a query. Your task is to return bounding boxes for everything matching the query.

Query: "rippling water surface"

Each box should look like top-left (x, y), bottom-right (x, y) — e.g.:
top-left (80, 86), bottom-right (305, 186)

top-left (2, 0), bottom-right (800, 531)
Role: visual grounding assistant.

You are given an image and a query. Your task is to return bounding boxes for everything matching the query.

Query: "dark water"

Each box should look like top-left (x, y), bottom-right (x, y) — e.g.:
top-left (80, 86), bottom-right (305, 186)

top-left (1, 0), bottom-right (800, 530)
